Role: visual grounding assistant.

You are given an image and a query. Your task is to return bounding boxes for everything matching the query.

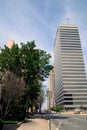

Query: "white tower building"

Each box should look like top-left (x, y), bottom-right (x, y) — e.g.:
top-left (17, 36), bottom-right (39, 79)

top-left (54, 24), bottom-right (87, 109)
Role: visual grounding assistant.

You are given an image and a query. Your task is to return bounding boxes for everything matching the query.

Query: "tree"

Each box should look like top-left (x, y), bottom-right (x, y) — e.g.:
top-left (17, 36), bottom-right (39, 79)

top-left (38, 50), bottom-right (53, 81)
top-left (0, 44), bottom-right (22, 77)
top-left (0, 71), bottom-right (25, 120)
top-left (0, 41), bottom-right (53, 113)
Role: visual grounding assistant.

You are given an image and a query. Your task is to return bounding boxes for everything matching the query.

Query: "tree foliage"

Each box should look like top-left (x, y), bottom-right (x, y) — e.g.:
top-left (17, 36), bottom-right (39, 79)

top-left (0, 41), bottom-right (53, 81)
top-left (0, 44), bottom-right (22, 77)
top-left (50, 105), bottom-right (64, 112)
top-left (0, 41), bottom-right (53, 115)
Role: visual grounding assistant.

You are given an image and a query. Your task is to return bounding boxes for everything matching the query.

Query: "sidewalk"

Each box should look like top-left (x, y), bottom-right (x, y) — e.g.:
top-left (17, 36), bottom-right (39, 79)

top-left (3, 118), bottom-right (49, 130)
top-left (17, 118), bottom-right (49, 130)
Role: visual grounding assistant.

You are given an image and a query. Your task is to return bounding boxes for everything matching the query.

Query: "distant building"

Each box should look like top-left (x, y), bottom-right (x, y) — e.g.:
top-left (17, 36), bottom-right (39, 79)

top-left (0, 40), bottom-right (14, 52)
top-left (54, 24), bottom-right (87, 109)
top-left (7, 40), bottom-right (14, 48)
top-left (46, 68), bottom-right (55, 109)
top-left (0, 49), bottom-right (1, 53)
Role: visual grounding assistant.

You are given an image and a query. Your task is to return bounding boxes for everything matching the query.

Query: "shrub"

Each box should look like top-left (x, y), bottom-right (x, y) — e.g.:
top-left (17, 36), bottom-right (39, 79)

top-left (0, 119), bottom-right (3, 130)
top-left (50, 105), bottom-right (64, 112)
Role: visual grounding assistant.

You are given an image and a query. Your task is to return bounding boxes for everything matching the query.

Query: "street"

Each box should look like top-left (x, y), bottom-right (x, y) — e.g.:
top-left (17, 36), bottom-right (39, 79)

top-left (46, 113), bottom-right (87, 130)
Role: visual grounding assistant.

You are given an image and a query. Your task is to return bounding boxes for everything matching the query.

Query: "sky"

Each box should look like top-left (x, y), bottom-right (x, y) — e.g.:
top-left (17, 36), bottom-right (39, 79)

top-left (0, 0), bottom-right (87, 85)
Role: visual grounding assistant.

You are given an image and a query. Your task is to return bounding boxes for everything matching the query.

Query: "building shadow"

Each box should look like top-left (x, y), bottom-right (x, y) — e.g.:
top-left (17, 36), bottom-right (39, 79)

top-left (23, 119), bottom-right (32, 123)
top-left (45, 113), bottom-right (70, 120)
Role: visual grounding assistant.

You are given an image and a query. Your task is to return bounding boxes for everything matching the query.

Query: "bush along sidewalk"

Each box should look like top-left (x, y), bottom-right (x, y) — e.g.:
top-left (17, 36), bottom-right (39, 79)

top-left (0, 119), bottom-right (20, 130)
top-left (0, 119), bottom-right (3, 130)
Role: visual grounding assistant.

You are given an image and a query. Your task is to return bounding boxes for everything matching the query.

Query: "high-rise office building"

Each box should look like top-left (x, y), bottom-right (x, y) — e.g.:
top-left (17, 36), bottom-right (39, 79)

top-left (54, 24), bottom-right (87, 109)
top-left (46, 68), bottom-right (55, 110)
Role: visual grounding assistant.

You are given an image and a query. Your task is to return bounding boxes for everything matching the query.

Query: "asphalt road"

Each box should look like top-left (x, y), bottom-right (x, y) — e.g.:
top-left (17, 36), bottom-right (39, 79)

top-left (45, 113), bottom-right (87, 130)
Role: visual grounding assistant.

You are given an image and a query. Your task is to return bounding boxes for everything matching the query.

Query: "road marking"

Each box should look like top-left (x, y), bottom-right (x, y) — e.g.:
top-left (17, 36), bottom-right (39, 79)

top-left (58, 121), bottom-right (62, 129)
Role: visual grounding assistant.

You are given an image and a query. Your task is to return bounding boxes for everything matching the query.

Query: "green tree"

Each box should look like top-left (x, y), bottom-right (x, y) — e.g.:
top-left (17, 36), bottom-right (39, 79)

top-left (0, 44), bottom-right (22, 77)
top-left (0, 41), bottom-right (53, 113)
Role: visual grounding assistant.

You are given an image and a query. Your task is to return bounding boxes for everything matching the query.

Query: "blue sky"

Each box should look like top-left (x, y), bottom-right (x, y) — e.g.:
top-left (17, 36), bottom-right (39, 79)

top-left (0, 0), bottom-right (87, 81)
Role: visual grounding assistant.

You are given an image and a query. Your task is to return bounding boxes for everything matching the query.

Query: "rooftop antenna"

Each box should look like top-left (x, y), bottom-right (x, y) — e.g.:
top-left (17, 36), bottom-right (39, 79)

top-left (67, 18), bottom-right (70, 24)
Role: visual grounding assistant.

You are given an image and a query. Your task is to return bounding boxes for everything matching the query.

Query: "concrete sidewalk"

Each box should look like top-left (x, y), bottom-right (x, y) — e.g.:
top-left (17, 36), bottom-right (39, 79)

top-left (3, 118), bottom-right (49, 130)
top-left (17, 118), bottom-right (49, 130)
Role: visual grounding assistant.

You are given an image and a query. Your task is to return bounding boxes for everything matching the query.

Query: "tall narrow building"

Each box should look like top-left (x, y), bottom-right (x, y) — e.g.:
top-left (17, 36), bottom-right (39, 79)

top-left (54, 24), bottom-right (87, 109)
top-left (46, 68), bottom-right (55, 110)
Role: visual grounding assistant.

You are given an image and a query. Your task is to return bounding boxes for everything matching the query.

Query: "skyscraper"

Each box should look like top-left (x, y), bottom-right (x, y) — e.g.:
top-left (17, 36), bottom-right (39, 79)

top-left (54, 24), bottom-right (87, 109)
top-left (46, 68), bottom-right (55, 110)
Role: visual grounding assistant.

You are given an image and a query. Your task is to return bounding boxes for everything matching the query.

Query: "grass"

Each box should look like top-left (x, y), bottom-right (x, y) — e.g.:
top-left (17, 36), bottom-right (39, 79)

top-left (0, 120), bottom-right (19, 124)
top-left (0, 119), bottom-right (19, 130)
